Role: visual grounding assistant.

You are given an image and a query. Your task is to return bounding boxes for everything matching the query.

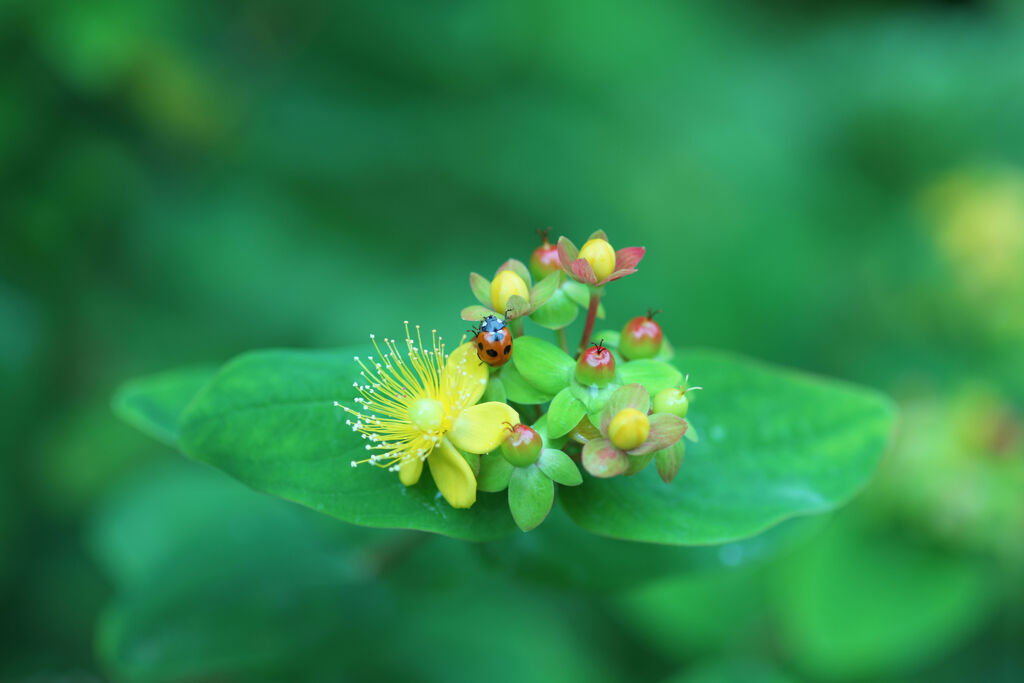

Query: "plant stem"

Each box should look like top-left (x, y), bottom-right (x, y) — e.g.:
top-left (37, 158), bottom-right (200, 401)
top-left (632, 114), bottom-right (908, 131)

top-left (578, 288), bottom-right (602, 356)
top-left (555, 328), bottom-right (568, 353)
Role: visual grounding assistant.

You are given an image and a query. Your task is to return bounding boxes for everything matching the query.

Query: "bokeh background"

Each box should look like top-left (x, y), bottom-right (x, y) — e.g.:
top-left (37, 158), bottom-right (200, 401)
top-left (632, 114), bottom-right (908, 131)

top-left (2, 0), bottom-right (1023, 681)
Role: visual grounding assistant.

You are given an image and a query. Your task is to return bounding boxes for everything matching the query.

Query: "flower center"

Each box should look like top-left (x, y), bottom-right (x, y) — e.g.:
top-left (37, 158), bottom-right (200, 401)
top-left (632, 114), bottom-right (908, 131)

top-left (408, 398), bottom-right (445, 432)
top-left (608, 408), bottom-right (650, 451)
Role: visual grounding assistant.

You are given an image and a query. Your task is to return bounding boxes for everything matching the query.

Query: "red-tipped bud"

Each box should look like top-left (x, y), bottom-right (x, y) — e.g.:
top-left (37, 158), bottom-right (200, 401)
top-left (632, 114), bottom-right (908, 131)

top-left (529, 229), bottom-right (562, 281)
top-left (620, 309), bottom-right (663, 360)
top-left (500, 423), bottom-right (543, 467)
top-left (575, 341), bottom-right (616, 387)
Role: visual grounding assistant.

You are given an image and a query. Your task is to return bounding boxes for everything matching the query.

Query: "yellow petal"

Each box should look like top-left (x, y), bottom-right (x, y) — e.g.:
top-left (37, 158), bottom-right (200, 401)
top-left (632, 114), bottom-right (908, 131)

top-left (440, 342), bottom-right (488, 413)
top-left (449, 401), bottom-right (520, 454)
top-left (398, 456), bottom-right (424, 486)
top-left (428, 438), bottom-right (477, 509)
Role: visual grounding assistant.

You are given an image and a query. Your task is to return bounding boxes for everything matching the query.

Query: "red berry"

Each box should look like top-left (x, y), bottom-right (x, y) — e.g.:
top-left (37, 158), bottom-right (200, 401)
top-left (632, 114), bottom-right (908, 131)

top-left (576, 341), bottom-right (616, 387)
top-left (529, 229), bottom-right (562, 281)
top-left (501, 424), bottom-right (543, 467)
top-left (620, 309), bottom-right (663, 360)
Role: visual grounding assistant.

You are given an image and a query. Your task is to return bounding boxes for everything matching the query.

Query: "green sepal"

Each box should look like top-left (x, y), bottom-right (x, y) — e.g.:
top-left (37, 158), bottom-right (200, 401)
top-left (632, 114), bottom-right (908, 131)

top-left (508, 465), bottom-right (555, 532)
top-left (461, 304), bottom-right (495, 322)
top-left (563, 280), bottom-right (606, 318)
top-left (482, 375), bottom-right (507, 403)
top-left (505, 294), bottom-right (531, 319)
top-left (537, 448), bottom-right (582, 487)
top-left (477, 451), bottom-right (515, 492)
top-left (570, 377), bottom-right (620, 414)
top-left (512, 336), bottom-right (574, 396)
top-left (655, 440), bottom-right (685, 483)
top-left (624, 452), bottom-right (654, 476)
top-left (469, 272), bottom-right (492, 307)
top-left (460, 450), bottom-right (481, 477)
top-left (619, 359), bottom-right (682, 395)
top-left (547, 387), bottom-right (587, 438)
top-left (685, 423), bottom-right (699, 443)
top-left (532, 414), bottom-right (568, 450)
top-left (529, 271), bottom-right (560, 309)
top-left (501, 363), bottom-right (553, 404)
top-left (529, 288), bottom-right (579, 330)
top-left (496, 258), bottom-right (532, 287)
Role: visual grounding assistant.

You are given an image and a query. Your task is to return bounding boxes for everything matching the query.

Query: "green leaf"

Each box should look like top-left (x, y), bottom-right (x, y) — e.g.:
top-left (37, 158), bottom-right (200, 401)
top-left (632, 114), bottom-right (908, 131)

top-left (508, 465), bottom-right (555, 532)
top-left (559, 349), bottom-right (895, 544)
top-left (775, 516), bottom-right (996, 680)
top-left (477, 452), bottom-right (514, 492)
top-left (512, 336), bottom-right (574, 396)
top-left (482, 375), bottom-right (507, 403)
top-left (570, 379), bottom-right (620, 414)
top-left (177, 348), bottom-right (516, 541)
top-left (619, 359), bottom-right (682, 395)
top-left (501, 362), bottom-right (553, 404)
top-left (547, 387), bottom-right (586, 438)
top-left (537, 448), bottom-right (582, 486)
top-left (89, 460), bottom-right (390, 683)
top-left (112, 365), bottom-right (217, 447)
top-left (529, 288), bottom-right (579, 330)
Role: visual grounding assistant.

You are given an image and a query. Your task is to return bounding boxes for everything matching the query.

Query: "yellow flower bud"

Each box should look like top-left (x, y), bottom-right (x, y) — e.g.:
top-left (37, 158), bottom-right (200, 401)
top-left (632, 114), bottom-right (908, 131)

top-left (490, 269), bottom-right (530, 312)
top-left (608, 408), bottom-right (650, 451)
top-left (578, 238), bottom-right (616, 280)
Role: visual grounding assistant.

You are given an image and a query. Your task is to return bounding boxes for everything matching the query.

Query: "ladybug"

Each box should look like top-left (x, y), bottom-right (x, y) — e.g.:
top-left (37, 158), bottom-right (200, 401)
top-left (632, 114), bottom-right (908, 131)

top-left (472, 314), bottom-right (513, 367)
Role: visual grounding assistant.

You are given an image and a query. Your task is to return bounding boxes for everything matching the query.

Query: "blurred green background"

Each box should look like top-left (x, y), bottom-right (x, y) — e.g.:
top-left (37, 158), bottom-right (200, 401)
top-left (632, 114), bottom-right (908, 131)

top-left (2, 0), bottom-right (1023, 681)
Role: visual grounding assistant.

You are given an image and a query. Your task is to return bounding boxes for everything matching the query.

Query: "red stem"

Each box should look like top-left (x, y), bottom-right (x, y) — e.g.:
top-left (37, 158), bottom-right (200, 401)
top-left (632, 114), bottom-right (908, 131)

top-left (578, 289), bottom-right (602, 356)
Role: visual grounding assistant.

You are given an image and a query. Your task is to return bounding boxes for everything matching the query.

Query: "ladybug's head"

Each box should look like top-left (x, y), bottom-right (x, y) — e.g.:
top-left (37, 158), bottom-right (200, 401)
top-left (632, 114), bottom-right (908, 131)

top-left (480, 315), bottom-right (506, 333)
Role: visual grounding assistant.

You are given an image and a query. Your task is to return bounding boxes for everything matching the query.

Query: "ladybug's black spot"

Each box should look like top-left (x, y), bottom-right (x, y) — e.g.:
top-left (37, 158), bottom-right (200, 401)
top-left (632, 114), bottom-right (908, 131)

top-left (503, 345), bottom-right (511, 355)
top-left (486, 348), bottom-right (498, 358)
top-left (477, 342), bottom-right (484, 350)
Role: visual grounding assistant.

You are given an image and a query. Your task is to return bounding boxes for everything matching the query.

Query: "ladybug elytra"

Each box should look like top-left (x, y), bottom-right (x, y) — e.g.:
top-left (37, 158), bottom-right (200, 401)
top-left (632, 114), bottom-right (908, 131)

top-left (472, 314), bottom-right (513, 367)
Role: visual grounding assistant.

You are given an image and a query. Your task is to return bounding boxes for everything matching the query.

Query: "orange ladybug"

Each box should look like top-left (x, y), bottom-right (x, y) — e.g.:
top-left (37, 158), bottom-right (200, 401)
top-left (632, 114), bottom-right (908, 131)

top-left (473, 315), bottom-right (513, 367)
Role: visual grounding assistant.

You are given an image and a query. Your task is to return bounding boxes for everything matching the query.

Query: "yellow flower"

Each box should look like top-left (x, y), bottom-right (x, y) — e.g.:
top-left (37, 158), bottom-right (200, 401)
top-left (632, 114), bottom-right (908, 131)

top-left (490, 269), bottom-right (530, 312)
top-left (338, 323), bottom-right (519, 509)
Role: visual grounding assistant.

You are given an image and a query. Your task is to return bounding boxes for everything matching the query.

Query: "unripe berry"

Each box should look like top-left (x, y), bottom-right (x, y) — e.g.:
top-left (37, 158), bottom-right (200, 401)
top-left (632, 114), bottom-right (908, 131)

top-left (578, 238), bottom-right (616, 280)
top-left (490, 269), bottom-right (530, 312)
top-left (620, 309), bottom-right (663, 360)
top-left (575, 341), bottom-right (616, 387)
top-left (652, 387), bottom-right (689, 418)
top-left (608, 408), bottom-right (650, 451)
top-left (529, 230), bottom-right (561, 281)
top-left (500, 423), bottom-right (543, 467)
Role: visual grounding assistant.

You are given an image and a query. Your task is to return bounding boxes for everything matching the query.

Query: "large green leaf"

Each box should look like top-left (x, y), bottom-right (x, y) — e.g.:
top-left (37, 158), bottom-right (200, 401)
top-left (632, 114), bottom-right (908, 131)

top-left (774, 516), bottom-right (996, 680)
top-left (178, 349), bottom-right (517, 541)
top-left (559, 349), bottom-right (895, 544)
top-left (112, 365), bottom-right (218, 447)
top-left (89, 461), bottom-right (391, 683)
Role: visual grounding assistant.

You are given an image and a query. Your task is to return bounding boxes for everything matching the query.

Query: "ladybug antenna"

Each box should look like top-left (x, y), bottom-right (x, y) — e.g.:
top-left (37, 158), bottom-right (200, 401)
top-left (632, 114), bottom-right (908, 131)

top-left (647, 308), bottom-right (662, 320)
top-left (504, 305), bottom-right (514, 320)
top-left (536, 227), bottom-right (550, 244)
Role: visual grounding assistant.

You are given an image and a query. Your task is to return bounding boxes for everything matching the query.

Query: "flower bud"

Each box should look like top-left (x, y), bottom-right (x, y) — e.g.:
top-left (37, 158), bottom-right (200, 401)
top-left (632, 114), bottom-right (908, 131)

top-left (578, 238), bottom-right (616, 281)
top-left (490, 269), bottom-right (530, 312)
top-left (620, 310), bottom-right (663, 360)
top-left (652, 387), bottom-right (688, 418)
top-left (608, 408), bottom-right (650, 451)
top-left (529, 231), bottom-right (562, 281)
top-left (575, 342), bottom-right (616, 387)
top-left (500, 424), bottom-right (543, 467)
